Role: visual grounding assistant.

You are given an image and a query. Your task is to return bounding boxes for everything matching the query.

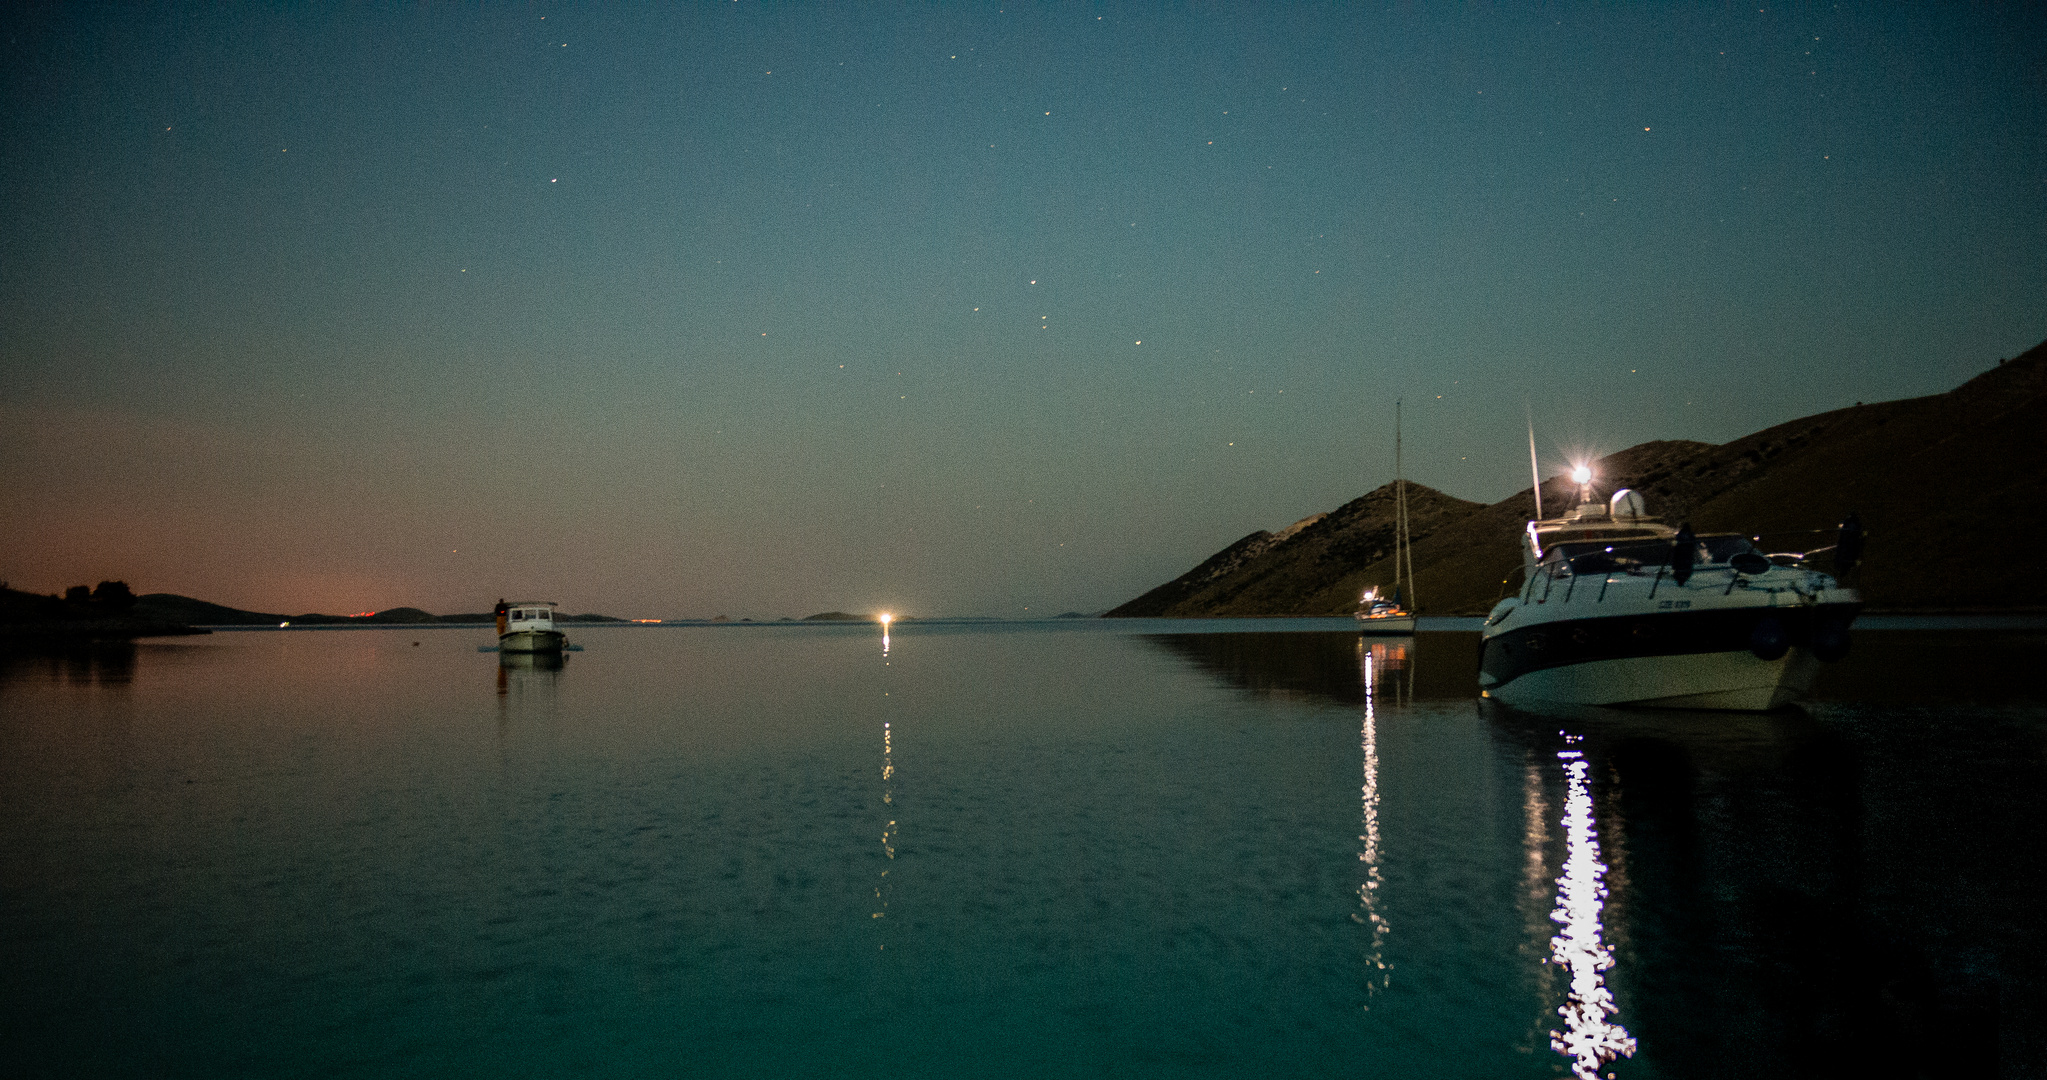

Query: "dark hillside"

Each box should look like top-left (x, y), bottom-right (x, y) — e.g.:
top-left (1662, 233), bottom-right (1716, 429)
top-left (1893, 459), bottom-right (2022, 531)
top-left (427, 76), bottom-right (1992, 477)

top-left (1106, 482), bottom-right (1483, 617)
top-left (134, 594), bottom-right (287, 625)
top-left (1111, 339), bottom-right (2047, 615)
top-left (1107, 514), bottom-right (1327, 617)
top-left (1685, 338), bottom-right (2047, 609)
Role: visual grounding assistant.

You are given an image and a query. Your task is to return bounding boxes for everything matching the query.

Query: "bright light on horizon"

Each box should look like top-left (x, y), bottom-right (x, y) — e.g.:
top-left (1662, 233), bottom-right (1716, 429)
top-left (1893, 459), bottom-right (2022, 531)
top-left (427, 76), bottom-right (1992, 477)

top-left (1570, 465), bottom-right (1592, 485)
top-left (878, 612), bottom-right (893, 625)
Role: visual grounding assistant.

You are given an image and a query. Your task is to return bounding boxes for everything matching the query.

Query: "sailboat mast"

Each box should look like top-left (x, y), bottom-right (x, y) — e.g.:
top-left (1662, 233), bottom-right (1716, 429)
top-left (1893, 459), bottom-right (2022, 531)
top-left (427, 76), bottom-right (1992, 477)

top-left (1395, 400), bottom-right (1413, 611)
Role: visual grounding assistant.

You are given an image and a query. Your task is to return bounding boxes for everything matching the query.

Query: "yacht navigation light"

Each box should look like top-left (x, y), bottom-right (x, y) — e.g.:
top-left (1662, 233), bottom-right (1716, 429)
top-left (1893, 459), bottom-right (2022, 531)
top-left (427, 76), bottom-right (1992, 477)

top-left (1570, 462), bottom-right (1596, 511)
top-left (878, 612), bottom-right (894, 626)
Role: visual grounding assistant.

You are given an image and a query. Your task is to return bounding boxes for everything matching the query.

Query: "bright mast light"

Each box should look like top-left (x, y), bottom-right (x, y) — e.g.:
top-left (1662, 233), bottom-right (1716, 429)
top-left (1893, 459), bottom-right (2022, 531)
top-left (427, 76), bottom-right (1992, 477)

top-left (879, 612), bottom-right (893, 626)
top-left (1570, 464), bottom-right (1592, 486)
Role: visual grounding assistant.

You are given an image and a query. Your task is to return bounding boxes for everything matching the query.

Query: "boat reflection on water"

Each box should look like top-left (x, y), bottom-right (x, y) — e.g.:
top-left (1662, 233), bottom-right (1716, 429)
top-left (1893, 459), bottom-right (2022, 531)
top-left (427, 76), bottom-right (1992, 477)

top-left (1357, 638), bottom-right (1413, 706)
top-left (0, 642), bottom-right (139, 689)
top-left (1145, 630), bottom-right (1473, 706)
top-left (496, 649), bottom-right (564, 696)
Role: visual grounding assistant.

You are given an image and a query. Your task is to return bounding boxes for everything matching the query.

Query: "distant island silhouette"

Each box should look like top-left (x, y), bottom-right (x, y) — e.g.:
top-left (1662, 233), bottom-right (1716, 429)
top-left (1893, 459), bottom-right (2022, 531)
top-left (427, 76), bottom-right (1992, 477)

top-left (0, 580), bottom-right (209, 643)
top-left (1109, 337), bottom-right (2047, 616)
top-left (0, 589), bottom-right (627, 642)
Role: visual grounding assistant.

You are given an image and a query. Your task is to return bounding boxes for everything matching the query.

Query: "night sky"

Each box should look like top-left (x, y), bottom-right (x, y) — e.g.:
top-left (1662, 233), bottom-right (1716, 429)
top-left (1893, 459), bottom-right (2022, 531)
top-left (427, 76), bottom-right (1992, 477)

top-left (5, 4), bottom-right (2042, 618)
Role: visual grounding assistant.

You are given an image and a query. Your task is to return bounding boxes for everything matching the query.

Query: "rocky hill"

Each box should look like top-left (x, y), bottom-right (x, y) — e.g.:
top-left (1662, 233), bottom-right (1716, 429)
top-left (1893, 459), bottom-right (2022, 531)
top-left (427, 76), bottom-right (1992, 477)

top-left (1111, 338), bottom-right (2047, 616)
top-left (1106, 483), bottom-right (1483, 617)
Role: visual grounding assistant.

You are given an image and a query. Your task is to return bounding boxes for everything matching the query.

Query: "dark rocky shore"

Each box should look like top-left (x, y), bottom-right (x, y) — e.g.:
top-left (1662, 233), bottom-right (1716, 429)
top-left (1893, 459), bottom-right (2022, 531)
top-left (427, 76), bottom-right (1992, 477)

top-left (1111, 338), bottom-right (2047, 616)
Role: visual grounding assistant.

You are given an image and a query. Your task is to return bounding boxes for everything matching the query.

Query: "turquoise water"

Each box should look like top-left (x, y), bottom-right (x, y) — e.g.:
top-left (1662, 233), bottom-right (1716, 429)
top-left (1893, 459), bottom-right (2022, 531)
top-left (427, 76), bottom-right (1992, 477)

top-left (2, 622), bottom-right (2041, 1077)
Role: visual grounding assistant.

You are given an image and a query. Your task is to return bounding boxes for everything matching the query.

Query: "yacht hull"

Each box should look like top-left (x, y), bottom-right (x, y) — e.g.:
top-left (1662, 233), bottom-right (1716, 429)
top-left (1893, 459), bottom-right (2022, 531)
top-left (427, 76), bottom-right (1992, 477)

top-left (1480, 600), bottom-right (1859, 711)
top-left (1356, 615), bottom-right (1417, 635)
top-left (499, 629), bottom-right (567, 654)
top-left (1484, 647), bottom-right (1821, 710)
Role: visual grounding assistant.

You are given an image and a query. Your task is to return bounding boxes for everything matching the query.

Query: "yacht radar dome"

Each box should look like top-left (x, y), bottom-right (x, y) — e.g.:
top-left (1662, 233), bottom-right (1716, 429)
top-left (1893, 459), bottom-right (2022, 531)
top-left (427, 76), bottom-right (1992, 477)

top-left (1610, 489), bottom-right (1647, 522)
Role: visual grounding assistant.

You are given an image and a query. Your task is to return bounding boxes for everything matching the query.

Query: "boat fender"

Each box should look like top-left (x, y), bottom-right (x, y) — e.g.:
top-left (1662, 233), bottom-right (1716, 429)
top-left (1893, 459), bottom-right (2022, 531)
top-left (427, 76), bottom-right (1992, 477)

top-left (1810, 620), bottom-right (1851, 663)
top-left (1835, 513), bottom-right (1865, 577)
top-left (1670, 524), bottom-right (1696, 585)
top-left (1748, 616), bottom-right (1789, 661)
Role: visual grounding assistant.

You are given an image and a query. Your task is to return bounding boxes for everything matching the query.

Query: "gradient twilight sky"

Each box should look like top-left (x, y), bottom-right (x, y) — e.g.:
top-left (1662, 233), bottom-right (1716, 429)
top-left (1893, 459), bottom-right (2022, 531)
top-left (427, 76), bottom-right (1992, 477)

top-left (4, 4), bottom-right (2043, 618)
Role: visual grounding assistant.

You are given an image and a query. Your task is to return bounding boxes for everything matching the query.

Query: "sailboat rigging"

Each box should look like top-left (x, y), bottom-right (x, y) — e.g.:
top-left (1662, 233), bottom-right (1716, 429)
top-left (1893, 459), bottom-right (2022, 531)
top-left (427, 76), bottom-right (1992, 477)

top-left (1357, 400), bottom-right (1419, 635)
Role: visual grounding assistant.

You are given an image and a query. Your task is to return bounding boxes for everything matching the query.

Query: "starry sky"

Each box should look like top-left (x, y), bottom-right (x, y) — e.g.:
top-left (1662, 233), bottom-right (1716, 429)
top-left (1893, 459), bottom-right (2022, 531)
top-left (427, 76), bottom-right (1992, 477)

top-left (4, 3), bottom-right (2043, 618)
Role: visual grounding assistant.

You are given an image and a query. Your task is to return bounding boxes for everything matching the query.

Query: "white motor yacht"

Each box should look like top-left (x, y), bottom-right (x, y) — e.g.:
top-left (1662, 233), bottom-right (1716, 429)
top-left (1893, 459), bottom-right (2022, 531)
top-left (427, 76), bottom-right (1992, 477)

top-left (498, 600), bottom-right (568, 654)
top-left (1478, 478), bottom-right (1861, 710)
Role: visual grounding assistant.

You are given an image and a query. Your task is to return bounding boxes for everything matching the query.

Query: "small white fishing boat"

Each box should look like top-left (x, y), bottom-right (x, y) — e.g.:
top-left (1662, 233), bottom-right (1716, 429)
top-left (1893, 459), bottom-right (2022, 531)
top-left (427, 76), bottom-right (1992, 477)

top-left (1358, 401), bottom-right (1419, 636)
top-left (497, 600), bottom-right (567, 654)
top-left (1478, 468), bottom-right (1862, 710)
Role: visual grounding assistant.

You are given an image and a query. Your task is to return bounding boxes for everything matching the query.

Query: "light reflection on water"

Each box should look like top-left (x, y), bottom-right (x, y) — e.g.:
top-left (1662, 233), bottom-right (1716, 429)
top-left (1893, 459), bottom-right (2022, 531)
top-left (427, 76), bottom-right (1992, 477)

top-left (876, 622), bottom-right (896, 931)
top-left (0, 623), bottom-right (2042, 1077)
top-left (1354, 639), bottom-right (1390, 995)
top-left (1152, 625), bottom-right (2045, 1078)
top-left (1548, 741), bottom-right (1638, 1078)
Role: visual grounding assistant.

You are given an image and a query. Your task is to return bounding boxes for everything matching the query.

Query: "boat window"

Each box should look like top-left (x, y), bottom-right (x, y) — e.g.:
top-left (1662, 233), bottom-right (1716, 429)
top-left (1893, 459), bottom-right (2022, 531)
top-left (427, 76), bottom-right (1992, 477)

top-left (1542, 534), bottom-right (1761, 575)
top-left (1544, 539), bottom-right (1681, 575)
top-left (1695, 535), bottom-right (1759, 565)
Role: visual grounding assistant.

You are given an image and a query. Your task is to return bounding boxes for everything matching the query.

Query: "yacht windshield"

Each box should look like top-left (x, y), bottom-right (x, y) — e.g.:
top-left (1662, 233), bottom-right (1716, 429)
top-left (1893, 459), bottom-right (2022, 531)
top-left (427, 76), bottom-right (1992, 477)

top-left (1694, 535), bottom-right (1759, 564)
top-left (1543, 540), bottom-right (1671, 575)
top-left (1543, 534), bottom-right (1760, 575)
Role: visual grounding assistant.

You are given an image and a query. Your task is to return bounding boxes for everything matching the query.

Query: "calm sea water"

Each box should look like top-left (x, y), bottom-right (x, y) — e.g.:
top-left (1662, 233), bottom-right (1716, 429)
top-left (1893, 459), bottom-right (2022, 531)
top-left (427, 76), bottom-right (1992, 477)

top-left (2, 621), bottom-right (2042, 1078)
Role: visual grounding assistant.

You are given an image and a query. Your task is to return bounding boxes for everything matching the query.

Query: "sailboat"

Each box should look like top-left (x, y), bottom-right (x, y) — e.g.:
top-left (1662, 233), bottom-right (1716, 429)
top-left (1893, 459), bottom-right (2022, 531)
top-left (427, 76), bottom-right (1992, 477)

top-left (1357, 401), bottom-right (1419, 635)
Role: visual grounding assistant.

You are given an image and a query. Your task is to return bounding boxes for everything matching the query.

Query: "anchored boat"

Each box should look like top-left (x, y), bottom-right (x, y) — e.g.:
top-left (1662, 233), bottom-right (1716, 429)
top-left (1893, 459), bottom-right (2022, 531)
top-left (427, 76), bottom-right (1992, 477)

top-left (1478, 471), bottom-right (1862, 711)
top-left (1356, 586), bottom-right (1416, 634)
top-left (497, 600), bottom-right (567, 654)
top-left (1357, 401), bottom-right (1419, 635)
